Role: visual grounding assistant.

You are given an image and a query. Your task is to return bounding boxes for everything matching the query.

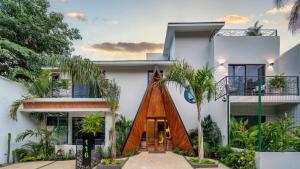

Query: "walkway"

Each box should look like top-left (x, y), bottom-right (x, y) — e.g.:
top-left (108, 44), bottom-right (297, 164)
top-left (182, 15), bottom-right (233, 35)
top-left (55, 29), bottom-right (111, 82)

top-left (1, 160), bottom-right (75, 169)
top-left (122, 152), bottom-right (229, 169)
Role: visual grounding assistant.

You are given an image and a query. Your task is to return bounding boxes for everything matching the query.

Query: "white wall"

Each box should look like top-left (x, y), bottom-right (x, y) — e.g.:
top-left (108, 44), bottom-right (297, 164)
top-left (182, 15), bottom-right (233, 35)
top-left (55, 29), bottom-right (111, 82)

top-left (275, 44), bottom-right (300, 76)
top-left (173, 31), bottom-right (211, 68)
top-left (256, 152), bottom-right (300, 169)
top-left (0, 77), bottom-right (39, 164)
top-left (105, 68), bottom-right (149, 120)
top-left (213, 36), bottom-right (280, 80)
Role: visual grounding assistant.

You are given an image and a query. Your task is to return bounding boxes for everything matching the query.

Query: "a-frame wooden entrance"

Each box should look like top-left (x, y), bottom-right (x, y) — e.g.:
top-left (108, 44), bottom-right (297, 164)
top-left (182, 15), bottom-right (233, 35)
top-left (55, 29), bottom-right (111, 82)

top-left (122, 69), bottom-right (194, 154)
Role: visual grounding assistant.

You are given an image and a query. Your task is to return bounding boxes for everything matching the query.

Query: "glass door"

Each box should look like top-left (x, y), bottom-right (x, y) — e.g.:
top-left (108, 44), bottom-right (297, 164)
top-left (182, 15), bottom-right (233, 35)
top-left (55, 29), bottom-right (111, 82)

top-left (146, 119), bottom-right (155, 151)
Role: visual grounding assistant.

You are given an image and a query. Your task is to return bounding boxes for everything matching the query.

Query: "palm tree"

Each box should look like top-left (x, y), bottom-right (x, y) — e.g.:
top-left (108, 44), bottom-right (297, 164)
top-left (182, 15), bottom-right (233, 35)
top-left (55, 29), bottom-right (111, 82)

top-left (246, 21), bottom-right (263, 36)
top-left (9, 67), bottom-right (52, 120)
top-left (160, 61), bottom-right (215, 160)
top-left (102, 80), bottom-right (120, 160)
top-left (275, 0), bottom-right (300, 33)
top-left (47, 55), bottom-right (107, 94)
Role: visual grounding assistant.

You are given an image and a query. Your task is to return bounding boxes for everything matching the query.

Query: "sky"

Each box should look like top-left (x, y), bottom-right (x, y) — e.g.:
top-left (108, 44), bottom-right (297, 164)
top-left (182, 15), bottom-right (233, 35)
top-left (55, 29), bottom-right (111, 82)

top-left (49, 0), bottom-right (300, 61)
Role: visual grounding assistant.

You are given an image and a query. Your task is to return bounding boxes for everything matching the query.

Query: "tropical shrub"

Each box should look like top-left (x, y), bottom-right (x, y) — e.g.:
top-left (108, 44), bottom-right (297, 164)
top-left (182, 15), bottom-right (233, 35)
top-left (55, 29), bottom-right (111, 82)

top-left (189, 115), bottom-right (222, 157)
top-left (216, 146), bottom-right (233, 160)
top-left (81, 113), bottom-right (104, 136)
top-left (16, 128), bottom-right (55, 157)
top-left (173, 147), bottom-right (194, 157)
top-left (269, 74), bottom-right (285, 89)
top-left (230, 118), bottom-right (257, 149)
top-left (230, 115), bottom-right (300, 151)
top-left (220, 149), bottom-right (256, 169)
top-left (15, 148), bottom-right (28, 162)
top-left (20, 154), bottom-right (45, 162)
top-left (115, 115), bottom-right (132, 157)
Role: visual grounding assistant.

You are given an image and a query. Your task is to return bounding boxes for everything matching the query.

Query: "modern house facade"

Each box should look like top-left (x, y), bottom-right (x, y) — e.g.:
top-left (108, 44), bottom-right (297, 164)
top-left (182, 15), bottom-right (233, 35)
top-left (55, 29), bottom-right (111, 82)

top-left (0, 22), bottom-right (300, 164)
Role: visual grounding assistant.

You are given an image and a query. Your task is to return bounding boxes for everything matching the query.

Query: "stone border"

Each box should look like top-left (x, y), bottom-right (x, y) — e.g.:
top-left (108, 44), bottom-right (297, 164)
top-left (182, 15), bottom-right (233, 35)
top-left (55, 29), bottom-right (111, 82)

top-left (97, 157), bottom-right (128, 169)
top-left (183, 156), bottom-right (219, 168)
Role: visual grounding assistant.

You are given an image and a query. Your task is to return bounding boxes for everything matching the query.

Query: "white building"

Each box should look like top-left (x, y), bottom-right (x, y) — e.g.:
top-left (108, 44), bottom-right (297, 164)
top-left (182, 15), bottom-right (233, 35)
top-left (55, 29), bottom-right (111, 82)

top-left (0, 22), bottom-right (299, 164)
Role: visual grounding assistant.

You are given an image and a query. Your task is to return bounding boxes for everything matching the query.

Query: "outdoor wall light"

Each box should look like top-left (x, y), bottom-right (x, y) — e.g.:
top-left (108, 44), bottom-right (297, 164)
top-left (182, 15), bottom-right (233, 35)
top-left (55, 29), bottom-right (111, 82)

top-left (269, 62), bottom-right (274, 67)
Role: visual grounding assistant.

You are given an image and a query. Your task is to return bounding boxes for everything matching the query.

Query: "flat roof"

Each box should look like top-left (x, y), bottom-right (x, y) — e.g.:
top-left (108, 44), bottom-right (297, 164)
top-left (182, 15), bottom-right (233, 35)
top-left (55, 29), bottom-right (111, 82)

top-left (93, 60), bottom-right (174, 66)
top-left (163, 22), bottom-right (225, 55)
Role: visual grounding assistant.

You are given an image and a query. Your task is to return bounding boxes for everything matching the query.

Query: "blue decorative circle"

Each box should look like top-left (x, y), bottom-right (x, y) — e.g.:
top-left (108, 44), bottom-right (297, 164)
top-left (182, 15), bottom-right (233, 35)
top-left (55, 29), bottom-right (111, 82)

top-left (184, 89), bottom-right (195, 104)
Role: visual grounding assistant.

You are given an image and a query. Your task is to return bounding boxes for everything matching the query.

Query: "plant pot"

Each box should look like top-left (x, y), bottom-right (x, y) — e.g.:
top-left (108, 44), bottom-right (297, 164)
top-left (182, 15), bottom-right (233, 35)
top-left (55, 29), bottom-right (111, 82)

top-left (271, 87), bottom-right (283, 95)
top-left (97, 159), bottom-right (127, 169)
top-left (140, 141), bottom-right (146, 148)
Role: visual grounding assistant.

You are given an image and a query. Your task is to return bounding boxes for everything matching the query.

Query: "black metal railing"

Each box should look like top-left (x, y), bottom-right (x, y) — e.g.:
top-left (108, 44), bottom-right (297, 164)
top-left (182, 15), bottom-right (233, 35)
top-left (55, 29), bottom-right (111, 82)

top-left (216, 29), bottom-right (278, 36)
top-left (215, 76), bottom-right (299, 100)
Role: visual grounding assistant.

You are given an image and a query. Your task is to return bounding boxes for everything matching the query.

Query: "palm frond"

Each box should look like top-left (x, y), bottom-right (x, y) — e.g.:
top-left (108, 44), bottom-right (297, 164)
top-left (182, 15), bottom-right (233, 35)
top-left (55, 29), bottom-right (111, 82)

top-left (275, 0), bottom-right (285, 8)
top-left (288, 0), bottom-right (300, 33)
top-left (159, 60), bottom-right (194, 92)
top-left (16, 129), bottom-right (35, 142)
top-left (102, 80), bottom-right (121, 113)
top-left (10, 95), bottom-right (32, 121)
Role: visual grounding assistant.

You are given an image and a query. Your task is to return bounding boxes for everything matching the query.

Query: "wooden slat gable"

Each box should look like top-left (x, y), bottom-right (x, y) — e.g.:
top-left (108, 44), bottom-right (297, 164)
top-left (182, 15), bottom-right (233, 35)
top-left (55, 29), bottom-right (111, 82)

top-left (122, 69), bottom-right (194, 154)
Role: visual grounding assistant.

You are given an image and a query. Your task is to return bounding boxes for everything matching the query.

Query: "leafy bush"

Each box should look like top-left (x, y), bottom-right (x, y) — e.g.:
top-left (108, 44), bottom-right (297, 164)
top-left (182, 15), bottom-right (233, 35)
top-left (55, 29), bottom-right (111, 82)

top-left (216, 145), bottom-right (234, 160)
top-left (230, 115), bottom-right (300, 151)
top-left (230, 118), bottom-right (257, 149)
top-left (190, 158), bottom-right (215, 164)
top-left (97, 145), bottom-right (112, 159)
top-left (173, 148), bottom-right (194, 157)
top-left (15, 148), bottom-right (28, 162)
top-left (220, 149), bottom-right (255, 169)
top-left (189, 115), bottom-right (222, 157)
top-left (101, 159), bottom-right (122, 165)
top-left (116, 115), bottom-right (132, 157)
top-left (20, 154), bottom-right (45, 162)
top-left (81, 113), bottom-right (104, 136)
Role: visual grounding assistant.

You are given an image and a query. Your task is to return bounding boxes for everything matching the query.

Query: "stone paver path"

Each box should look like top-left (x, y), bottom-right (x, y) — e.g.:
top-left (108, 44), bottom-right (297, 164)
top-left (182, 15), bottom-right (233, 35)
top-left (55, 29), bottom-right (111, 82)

top-left (122, 152), bottom-right (229, 169)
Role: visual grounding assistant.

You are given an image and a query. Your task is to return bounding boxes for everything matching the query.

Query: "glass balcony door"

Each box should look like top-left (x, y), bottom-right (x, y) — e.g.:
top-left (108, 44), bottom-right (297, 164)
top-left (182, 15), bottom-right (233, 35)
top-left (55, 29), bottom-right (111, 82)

top-left (228, 64), bottom-right (265, 95)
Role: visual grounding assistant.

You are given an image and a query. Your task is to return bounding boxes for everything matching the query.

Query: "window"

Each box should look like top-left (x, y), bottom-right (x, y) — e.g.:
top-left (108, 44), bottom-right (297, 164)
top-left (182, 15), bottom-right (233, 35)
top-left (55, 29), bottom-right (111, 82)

top-left (148, 70), bottom-right (163, 85)
top-left (46, 115), bottom-right (68, 144)
top-left (72, 117), bottom-right (105, 145)
top-left (72, 83), bottom-right (101, 98)
top-left (228, 64), bottom-right (265, 95)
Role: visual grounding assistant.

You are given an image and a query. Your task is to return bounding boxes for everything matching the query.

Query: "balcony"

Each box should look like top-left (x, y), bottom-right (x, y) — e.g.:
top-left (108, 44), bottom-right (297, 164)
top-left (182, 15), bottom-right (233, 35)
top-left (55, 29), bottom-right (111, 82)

top-left (216, 76), bottom-right (300, 101)
top-left (216, 29), bottom-right (277, 37)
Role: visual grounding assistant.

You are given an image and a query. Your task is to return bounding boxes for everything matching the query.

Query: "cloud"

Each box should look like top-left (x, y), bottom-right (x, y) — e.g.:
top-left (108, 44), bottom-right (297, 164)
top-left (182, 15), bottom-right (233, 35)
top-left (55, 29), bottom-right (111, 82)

top-left (64, 12), bottom-right (86, 21)
top-left (91, 17), bottom-right (119, 25)
top-left (84, 42), bottom-right (163, 55)
top-left (218, 15), bottom-right (250, 24)
top-left (266, 3), bottom-right (293, 15)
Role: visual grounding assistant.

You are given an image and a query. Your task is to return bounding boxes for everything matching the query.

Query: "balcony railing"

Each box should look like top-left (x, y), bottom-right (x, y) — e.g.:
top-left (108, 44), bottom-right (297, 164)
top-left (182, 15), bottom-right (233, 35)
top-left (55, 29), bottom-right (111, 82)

top-left (215, 76), bottom-right (299, 100)
top-left (216, 29), bottom-right (278, 37)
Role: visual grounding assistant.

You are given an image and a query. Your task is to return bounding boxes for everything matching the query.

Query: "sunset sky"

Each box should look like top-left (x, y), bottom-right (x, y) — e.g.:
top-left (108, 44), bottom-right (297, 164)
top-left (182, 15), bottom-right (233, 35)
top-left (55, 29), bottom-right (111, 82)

top-left (49, 0), bottom-right (300, 60)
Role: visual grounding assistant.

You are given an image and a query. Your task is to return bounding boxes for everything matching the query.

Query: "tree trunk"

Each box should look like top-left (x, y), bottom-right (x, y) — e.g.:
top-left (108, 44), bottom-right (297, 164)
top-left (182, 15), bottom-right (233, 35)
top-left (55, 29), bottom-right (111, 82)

top-left (111, 111), bottom-right (117, 160)
top-left (197, 106), bottom-right (204, 160)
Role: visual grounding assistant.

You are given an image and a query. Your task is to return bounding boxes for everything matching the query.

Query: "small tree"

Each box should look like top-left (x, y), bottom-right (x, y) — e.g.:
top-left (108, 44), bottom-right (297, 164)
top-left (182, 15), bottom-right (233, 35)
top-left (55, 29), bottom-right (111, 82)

top-left (160, 60), bottom-right (215, 160)
top-left (81, 113), bottom-right (104, 136)
top-left (102, 80), bottom-right (120, 160)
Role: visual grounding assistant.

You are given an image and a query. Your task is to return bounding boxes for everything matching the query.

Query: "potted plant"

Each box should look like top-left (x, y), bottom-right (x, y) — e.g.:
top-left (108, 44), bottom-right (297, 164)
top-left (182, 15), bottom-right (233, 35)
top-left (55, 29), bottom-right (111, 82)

top-left (140, 132), bottom-right (146, 149)
top-left (269, 74), bottom-right (285, 94)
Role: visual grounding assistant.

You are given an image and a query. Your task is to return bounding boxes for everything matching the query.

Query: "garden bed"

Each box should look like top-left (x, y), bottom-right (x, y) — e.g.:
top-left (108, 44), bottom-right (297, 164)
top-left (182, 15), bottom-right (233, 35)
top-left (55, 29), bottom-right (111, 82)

top-left (184, 156), bottom-right (218, 168)
top-left (97, 158), bottom-right (128, 169)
